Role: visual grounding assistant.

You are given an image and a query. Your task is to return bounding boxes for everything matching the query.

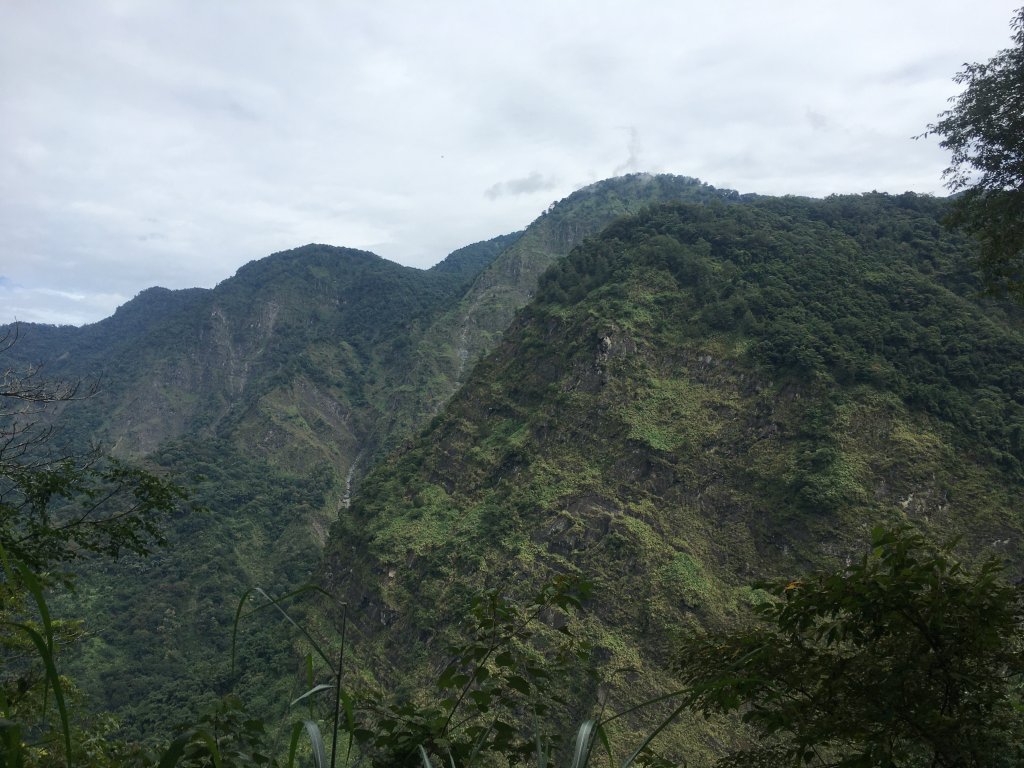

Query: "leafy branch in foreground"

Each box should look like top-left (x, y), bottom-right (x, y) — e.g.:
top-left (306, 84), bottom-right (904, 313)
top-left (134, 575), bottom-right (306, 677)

top-left (923, 6), bottom-right (1024, 301)
top-left (361, 575), bottom-right (594, 767)
top-left (0, 327), bottom-right (187, 572)
top-left (1, 333), bottom-right (190, 767)
top-left (156, 527), bottom-right (1024, 768)
top-left (674, 526), bottom-right (1024, 767)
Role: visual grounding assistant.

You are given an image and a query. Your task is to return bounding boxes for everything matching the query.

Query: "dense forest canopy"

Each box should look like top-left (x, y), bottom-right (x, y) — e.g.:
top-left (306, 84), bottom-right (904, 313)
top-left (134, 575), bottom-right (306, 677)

top-left (329, 191), bottom-right (1024, 765)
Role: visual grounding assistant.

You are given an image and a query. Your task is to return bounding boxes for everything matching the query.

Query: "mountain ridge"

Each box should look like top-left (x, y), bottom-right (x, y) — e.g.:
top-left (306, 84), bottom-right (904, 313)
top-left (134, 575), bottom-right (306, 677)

top-left (4, 175), bottom-right (1022, 756)
top-left (6, 174), bottom-right (764, 736)
top-left (325, 193), bottom-right (1024, 761)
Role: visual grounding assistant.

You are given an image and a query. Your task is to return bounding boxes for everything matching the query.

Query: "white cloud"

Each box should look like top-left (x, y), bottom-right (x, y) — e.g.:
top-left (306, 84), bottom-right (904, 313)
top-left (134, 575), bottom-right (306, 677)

top-left (0, 280), bottom-right (129, 327)
top-left (484, 172), bottom-right (559, 200)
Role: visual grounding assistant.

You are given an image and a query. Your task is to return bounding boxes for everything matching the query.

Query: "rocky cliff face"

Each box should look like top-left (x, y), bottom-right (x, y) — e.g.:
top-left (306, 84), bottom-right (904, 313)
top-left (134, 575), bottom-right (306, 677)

top-left (433, 174), bottom-right (744, 380)
top-left (372, 174), bottom-right (750, 460)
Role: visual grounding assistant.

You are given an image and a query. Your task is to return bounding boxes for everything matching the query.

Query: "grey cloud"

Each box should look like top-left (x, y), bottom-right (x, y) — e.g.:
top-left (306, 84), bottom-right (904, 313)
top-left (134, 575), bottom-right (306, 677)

top-left (805, 108), bottom-right (830, 132)
top-left (178, 90), bottom-right (264, 123)
top-left (873, 57), bottom-right (954, 86)
top-left (484, 172), bottom-right (558, 201)
top-left (614, 127), bottom-right (642, 175)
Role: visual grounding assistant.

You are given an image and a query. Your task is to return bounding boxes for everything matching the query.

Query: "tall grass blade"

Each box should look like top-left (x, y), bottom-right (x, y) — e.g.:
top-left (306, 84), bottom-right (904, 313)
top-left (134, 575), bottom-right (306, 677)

top-left (595, 722), bottom-right (613, 765)
top-left (0, 542), bottom-right (72, 768)
top-left (337, 684), bottom-right (356, 767)
top-left (290, 684), bottom-right (335, 709)
top-left (15, 564), bottom-right (57, 714)
top-left (13, 564), bottom-right (53, 639)
top-left (233, 584), bottom-right (337, 672)
top-left (288, 720), bottom-right (303, 768)
top-left (288, 719), bottom-right (328, 768)
top-left (331, 605), bottom-right (348, 768)
top-left (619, 700), bottom-right (688, 768)
top-left (597, 689), bottom-right (687, 728)
top-left (569, 719), bottom-right (597, 768)
top-left (254, 587), bottom-right (336, 672)
top-left (417, 745), bottom-right (436, 768)
top-left (9, 623), bottom-right (71, 767)
top-left (305, 652), bottom-right (316, 717)
top-left (230, 586), bottom-right (257, 678)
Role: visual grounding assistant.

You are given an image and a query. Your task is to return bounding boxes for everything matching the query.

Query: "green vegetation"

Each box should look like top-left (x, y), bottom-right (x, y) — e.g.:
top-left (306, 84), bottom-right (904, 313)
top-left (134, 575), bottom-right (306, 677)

top-left (332, 191), bottom-right (1024, 762)
top-left (0, 333), bottom-right (189, 766)
top-left (376, 174), bottom-right (745, 461)
top-left (675, 526), bottom-right (1024, 767)
top-left (4, 174), bottom-right (1024, 764)
top-left (63, 442), bottom-right (333, 734)
top-left (924, 6), bottom-right (1024, 301)
top-left (0, 236), bottom-right (516, 739)
top-left (539, 197), bottom-right (1024, 477)
top-left (0, 332), bottom-right (186, 572)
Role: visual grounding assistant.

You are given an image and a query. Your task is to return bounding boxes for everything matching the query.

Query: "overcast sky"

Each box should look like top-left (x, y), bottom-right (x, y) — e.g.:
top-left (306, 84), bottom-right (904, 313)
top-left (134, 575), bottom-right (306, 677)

top-left (1, 1), bottom-right (1019, 326)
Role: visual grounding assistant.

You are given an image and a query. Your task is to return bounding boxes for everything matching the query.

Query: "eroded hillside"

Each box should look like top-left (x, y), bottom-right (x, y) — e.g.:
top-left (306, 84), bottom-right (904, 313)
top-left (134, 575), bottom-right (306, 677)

top-left (326, 194), bottom-right (1024, 761)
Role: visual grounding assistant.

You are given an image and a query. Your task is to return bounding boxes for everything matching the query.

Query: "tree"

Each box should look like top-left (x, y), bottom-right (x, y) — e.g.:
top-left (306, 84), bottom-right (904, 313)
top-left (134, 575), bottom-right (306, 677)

top-left (0, 326), bottom-right (188, 766)
top-left (674, 526), bottom-right (1024, 767)
top-left (0, 328), bottom-right (185, 572)
top-left (354, 576), bottom-right (593, 767)
top-left (925, 7), bottom-right (1024, 301)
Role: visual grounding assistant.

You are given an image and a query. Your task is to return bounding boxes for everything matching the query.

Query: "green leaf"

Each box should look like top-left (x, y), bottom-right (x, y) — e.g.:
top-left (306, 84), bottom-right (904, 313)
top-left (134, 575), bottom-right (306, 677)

top-left (289, 683), bottom-right (335, 709)
top-left (568, 719), bottom-right (597, 768)
top-left (8, 622), bottom-right (72, 768)
top-left (505, 676), bottom-right (532, 695)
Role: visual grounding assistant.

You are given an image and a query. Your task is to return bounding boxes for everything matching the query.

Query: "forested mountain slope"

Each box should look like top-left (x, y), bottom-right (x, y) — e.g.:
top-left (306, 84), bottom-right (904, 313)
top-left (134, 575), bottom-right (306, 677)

top-left (4, 176), bottom-right (746, 734)
top-left (326, 194), bottom-right (1024, 761)
top-left (6, 177), bottom-right (1022, 751)
top-left (5, 239), bottom-right (510, 464)
top-left (3, 237), bottom-right (519, 733)
top-left (379, 175), bottom-right (747, 453)
top-left (440, 174), bottom-right (746, 371)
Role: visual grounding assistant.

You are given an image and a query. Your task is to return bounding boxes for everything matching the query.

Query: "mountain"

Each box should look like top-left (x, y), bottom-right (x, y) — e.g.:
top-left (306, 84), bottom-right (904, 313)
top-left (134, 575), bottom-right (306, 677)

top-left (3, 237), bottom-right (519, 732)
top-left (4, 175), bottom-right (747, 735)
top-left (434, 173), bottom-right (747, 373)
top-left (5, 239), bottom-right (510, 462)
top-left (324, 193), bottom-right (1024, 761)
top-left (376, 175), bottom-right (748, 455)
top-left (5, 176), bottom-right (1022, 757)
top-left (7, 175), bottom-right (733, 478)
